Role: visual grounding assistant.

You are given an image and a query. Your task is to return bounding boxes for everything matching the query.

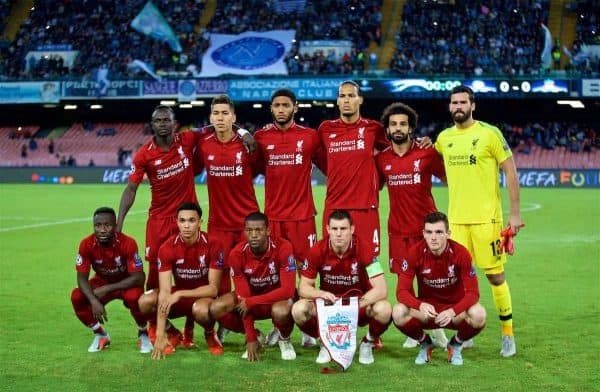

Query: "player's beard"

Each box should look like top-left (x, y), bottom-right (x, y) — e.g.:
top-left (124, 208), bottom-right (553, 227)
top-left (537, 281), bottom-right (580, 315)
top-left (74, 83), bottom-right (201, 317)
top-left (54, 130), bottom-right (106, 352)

top-left (389, 132), bottom-right (410, 145)
top-left (274, 112), bottom-right (294, 127)
top-left (451, 108), bottom-right (471, 124)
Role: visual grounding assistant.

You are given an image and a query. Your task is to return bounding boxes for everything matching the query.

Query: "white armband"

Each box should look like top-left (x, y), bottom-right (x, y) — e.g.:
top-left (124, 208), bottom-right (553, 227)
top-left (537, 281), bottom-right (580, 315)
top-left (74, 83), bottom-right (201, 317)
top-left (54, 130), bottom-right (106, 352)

top-left (236, 128), bottom-right (249, 137)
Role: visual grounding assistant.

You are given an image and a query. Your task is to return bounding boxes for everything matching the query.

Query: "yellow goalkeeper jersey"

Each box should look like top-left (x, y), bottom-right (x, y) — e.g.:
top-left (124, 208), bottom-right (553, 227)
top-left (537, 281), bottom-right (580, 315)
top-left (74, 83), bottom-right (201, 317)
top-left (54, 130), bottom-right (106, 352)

top-left (435, 121), bottom-right (512, 224)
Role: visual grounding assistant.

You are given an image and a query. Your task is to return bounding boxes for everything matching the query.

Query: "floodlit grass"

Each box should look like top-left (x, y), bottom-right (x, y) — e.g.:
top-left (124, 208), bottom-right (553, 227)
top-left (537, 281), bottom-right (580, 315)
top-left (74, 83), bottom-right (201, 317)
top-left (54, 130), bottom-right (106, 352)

top-left (0, 184), bottom-right (598, 391)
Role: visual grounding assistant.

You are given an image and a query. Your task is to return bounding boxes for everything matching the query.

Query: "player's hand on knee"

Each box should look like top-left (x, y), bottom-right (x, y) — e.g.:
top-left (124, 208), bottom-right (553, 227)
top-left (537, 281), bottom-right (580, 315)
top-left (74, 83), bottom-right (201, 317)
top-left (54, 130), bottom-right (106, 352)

top-left (419, 302), bottom-right (437, 319)
top-left (434, 309), bottom-right (455, 327)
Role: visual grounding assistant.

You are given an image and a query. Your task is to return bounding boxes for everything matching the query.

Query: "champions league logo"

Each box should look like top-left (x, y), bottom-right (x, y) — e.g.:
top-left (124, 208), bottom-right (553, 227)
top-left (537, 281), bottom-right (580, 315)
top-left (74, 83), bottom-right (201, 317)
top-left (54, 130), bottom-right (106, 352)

top-left (325, 313), bottom-right (352, 349)
top-left (211, 37), bottom-right (285, 70)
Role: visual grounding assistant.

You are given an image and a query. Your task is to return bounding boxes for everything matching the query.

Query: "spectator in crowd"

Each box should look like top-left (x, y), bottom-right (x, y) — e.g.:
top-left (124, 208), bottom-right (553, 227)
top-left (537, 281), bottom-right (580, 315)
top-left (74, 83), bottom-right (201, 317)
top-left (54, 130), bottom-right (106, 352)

top-left (21, 144), bottom-right (27, 158)
top-left (392, 0), bottom-right (550, 76)
top-left (28, 137), bottom-right (37, 151)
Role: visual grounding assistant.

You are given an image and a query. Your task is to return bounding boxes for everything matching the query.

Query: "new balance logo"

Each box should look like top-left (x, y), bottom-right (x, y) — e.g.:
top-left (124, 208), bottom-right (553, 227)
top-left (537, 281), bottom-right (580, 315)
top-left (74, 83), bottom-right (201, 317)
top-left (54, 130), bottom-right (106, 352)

top-left (385, 164), bottom-right (392, 171)
top-left (207, 155), bottom-right (215, 161)
top-left (175, 259), bottom-right (185, 265)
top-left (329, 134), bottom-right (337, 139)
top-left (154, 159), bottom-right (162, 166)
top-left (267, 145), bottom-right (275, 150)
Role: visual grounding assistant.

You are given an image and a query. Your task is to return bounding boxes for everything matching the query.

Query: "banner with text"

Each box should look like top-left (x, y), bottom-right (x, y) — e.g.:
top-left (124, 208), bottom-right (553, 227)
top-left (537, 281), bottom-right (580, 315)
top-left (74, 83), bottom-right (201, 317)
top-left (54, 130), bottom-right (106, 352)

top-left (142, 79), bottom-right (228, 98)
top-left (62, 80), bottom-right (141, 99)
top-left (228, 78), bottom-right (343, 101)
top-left (2, 168), bottom-right (597, 187)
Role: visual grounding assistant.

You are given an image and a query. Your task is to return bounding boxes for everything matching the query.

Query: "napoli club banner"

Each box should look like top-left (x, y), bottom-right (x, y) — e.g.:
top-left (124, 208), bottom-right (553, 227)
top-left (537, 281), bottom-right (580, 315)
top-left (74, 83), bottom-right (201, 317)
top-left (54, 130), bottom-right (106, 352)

top-left (316, 297), bottom-right (359, 371)
top-left (200, 30), bottom-right (295, 77)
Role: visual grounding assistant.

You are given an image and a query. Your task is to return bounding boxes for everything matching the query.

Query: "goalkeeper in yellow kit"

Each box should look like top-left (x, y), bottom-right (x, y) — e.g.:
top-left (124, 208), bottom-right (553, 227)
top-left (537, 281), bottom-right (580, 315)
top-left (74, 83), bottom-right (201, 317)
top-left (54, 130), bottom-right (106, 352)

top-left (435, 85), bottom-right (524, 357)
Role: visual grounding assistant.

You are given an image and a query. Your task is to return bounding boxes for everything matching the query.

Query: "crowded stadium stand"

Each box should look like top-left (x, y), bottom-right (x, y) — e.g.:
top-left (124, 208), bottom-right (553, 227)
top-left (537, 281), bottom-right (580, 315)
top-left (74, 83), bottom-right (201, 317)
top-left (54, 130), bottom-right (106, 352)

top-left (0, 0), bottom-right (598, 174)
top-left (391, 0), bottom-right (550, 75)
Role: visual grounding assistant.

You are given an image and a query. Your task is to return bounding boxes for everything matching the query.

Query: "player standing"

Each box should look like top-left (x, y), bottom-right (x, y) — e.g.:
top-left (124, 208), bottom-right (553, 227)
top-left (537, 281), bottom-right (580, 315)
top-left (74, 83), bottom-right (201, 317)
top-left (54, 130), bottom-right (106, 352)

top-left (70, 207), bottom-right (150, 353)
top-left (393, 212), bottom-right (487, 365)
top-left (253, 88), bottom-right (324, 348)
top-left (376, 102), bottom-right (448, 349)
top-left (318, 81), bottom-right (388, 260)
top-left (199, 95), bottom-right (260, 263)
top-left (435, 85), bottom-right (523, 357)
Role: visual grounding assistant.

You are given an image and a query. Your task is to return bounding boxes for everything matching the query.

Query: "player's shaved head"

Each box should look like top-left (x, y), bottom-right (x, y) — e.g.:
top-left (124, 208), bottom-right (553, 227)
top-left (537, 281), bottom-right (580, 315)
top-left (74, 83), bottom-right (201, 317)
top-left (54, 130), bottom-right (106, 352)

top-left (93, 207), bottom-right (116, 219)
top-left (245, 211), bottom-right (269, 227)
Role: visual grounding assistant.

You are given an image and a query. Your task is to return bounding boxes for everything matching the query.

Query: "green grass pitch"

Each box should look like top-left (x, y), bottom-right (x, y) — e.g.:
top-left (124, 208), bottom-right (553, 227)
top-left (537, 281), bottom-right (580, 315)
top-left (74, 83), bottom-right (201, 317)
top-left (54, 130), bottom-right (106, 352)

top-left (0, 184), bottom-right (598, 391)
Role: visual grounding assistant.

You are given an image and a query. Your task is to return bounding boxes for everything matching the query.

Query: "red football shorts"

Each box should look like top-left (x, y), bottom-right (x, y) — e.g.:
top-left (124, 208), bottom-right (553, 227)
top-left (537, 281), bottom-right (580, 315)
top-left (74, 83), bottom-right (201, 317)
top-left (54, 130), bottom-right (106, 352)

top-left (207, 228), bottom-right (245, 294)
top-left (389, 235), bottom-right (423, 274)
top-left (145, 215), bottom-right (178, 263)
top-left (269, 218), bottom-right (317, 262)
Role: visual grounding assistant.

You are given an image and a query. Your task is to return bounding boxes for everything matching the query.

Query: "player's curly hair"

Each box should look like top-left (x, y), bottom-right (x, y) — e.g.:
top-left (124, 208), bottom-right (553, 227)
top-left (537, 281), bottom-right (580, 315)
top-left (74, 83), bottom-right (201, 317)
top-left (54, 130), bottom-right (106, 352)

top-left (380, 102), bottom-right (418, 130)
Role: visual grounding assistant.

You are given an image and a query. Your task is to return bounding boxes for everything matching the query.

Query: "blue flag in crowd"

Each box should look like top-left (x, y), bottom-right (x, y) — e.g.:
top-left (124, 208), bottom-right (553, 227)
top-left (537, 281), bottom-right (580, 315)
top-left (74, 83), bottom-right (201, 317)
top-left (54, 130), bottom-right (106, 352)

top-left (131, 1), bottom-right (182, 53)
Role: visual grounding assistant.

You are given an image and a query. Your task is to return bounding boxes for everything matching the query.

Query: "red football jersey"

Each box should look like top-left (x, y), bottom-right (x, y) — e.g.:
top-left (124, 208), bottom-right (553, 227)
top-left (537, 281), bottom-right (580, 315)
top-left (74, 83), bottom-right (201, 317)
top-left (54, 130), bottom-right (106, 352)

top-left (376, 143), bottom-right (445, 237)
top-left (318, 117), bottom-right (388, 210)
top-left (129, 131), bottom-right (200, 218)
top-left (396, 239), bottom-right (479, 315)
top-left (76, 232), bottom-right (143, 283)
top-left (199, 134), bottom-right (259, 231)
top-left (301, 237), bottom-right (380, 296)
top-left (157, 232), bottom-right (225, 290)
top-left (254, 123), bottom-right (321, 221)
top-left (229, 237), bottom-right (296, 308)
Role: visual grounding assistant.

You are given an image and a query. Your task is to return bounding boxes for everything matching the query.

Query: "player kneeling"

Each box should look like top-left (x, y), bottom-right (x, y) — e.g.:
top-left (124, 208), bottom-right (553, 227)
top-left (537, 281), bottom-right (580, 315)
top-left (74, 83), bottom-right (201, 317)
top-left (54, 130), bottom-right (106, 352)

top-left (393, 211), bottom-right (486, 365)
top-left (138, 202), bottom-right (226, 359)
top-left (292, 210), bottom-right (392, 365)
top-left (70, 207), bottom-right (150, 353)
top-left (210, 212), bottom-right (297, 361)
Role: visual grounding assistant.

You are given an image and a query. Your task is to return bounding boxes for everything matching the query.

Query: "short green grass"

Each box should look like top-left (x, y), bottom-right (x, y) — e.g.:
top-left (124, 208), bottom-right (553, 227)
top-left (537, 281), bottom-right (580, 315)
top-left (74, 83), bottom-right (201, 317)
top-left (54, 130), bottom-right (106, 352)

top-left (0, 184), bottom-right (598, 391)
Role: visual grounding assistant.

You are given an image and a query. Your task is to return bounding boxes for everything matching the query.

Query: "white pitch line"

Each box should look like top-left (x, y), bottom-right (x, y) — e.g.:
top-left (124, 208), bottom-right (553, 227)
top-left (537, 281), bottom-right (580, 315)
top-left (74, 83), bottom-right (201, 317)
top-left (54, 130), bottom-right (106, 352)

top-left (519, 202), bottom-right (542, 213)
top-left (1, 199), bottom-right (535, 233)
top-left (0, 210), bottom-right (147, 233)
top-left (0, 200), bottom-right (213, 233)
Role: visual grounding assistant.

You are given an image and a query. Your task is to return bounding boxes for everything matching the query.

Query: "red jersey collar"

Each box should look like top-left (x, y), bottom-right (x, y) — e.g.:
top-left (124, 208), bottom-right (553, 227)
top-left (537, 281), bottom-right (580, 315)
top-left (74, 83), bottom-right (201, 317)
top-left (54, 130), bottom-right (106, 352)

top-left (245, 237), bottom-right (275, 261)
top-left (94, 232), bottom-right (121, 248)
top-left (327, 236), bottom-right (356, 259)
